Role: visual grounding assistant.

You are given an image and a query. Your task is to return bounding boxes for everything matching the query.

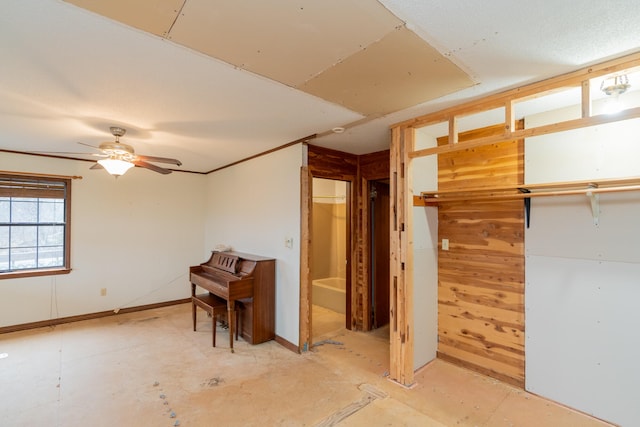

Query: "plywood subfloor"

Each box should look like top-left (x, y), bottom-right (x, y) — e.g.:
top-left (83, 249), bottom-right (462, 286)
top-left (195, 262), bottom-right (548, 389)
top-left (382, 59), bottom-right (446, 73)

top-left (0, 304), bottom-right (612, 426)
top-left (312, 304), bottom-right (345, 343)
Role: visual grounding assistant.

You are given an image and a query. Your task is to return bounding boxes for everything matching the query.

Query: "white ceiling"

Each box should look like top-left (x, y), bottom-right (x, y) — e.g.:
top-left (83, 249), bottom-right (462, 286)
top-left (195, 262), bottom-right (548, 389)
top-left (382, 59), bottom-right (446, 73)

top-left (2, 0), bottom-right (640, 174)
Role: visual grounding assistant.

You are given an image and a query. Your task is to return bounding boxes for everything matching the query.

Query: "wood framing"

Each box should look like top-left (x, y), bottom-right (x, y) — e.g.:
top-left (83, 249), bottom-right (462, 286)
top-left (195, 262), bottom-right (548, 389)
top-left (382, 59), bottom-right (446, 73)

top-left (397, 51), bottom-right (640, 161)
top-left (389, 126), bottom-right (414, 385)
top-left (388, 52), bottom-right (640, 388)
top-left (357, 174), bottom-right (371, 331)
top-left (396, 51), bottom-right (640, 136)
top-left (410, 106), bottom-right (640, 159)
top-left (358, 150), bottom-right (391, 331)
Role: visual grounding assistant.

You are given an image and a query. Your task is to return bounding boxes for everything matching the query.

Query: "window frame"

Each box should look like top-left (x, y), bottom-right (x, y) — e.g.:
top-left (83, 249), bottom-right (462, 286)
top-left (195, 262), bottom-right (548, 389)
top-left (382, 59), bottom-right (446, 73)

top-left (0, 173), bottom-right (71, 279)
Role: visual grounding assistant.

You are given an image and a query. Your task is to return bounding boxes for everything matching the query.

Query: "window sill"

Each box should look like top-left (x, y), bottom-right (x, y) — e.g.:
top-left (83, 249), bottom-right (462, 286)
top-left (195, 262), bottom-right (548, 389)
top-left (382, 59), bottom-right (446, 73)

top-left (0, 268), bottom-right (72, 280)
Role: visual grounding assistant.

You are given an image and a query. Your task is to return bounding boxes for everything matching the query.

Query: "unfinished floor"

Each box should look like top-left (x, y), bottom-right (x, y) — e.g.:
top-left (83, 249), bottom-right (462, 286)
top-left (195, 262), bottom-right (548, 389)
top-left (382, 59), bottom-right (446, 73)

top-left (0, 303), bottom-right (612, 426)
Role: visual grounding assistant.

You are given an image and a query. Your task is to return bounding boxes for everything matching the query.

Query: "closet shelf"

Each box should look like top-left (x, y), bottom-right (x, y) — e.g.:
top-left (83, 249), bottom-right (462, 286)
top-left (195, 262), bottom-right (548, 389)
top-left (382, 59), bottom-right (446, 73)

top-left (416, 176), bottom-right (640, 227)
top-left (417, 176), bottom-right (640, 206)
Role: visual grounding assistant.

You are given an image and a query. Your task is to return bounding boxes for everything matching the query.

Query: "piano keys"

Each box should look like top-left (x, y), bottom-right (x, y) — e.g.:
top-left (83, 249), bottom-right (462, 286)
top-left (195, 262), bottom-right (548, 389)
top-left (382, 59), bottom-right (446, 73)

top-left (189, 251), bottom-right (275, 351)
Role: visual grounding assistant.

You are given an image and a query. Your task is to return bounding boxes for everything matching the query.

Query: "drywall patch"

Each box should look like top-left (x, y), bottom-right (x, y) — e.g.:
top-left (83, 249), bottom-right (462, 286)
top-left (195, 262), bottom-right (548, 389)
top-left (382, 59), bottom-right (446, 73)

top-left (64, 0), bottom-right (183, 36)
top-left (166, 0), bottom-right (401, 86)
top-left (298, 26), bottom-right (474, 116)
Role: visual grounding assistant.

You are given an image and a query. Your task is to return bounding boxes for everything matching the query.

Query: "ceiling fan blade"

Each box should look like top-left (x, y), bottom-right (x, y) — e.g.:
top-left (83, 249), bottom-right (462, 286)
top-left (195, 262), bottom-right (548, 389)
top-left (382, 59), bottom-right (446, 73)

top-left (136, 154), bottom-right (182, 166)
top-left (90, 162), bottom-right (104, 170)
top-left (77, 141), bottom-right (103, 151)
top-left (29, 151), bottom-right (107, 157)
top-left (132, 159), bottom-right (172, 174)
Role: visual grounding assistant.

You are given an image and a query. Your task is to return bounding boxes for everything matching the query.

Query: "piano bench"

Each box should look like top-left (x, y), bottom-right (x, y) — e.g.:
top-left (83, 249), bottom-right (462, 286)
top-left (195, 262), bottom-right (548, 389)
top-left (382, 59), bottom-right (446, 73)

top-left (192, 293), bottom-right (240, 348)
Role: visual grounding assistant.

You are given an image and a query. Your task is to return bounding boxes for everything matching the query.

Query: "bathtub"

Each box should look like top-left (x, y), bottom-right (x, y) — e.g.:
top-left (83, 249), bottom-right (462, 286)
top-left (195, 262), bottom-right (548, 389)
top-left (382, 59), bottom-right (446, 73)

top-left (312, 277), bottom-right (346, 314)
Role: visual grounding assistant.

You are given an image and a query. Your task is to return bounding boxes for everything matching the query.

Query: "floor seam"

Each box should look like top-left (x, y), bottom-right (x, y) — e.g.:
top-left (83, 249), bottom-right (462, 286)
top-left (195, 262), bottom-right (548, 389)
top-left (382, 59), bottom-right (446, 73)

top-left (480, 387), bottom-right (513, 426)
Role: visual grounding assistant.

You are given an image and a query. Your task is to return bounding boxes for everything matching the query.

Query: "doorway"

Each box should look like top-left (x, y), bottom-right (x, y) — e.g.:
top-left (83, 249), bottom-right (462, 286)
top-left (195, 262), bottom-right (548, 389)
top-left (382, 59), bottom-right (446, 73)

top-left (311, 178), bottom-right (348, 343)
top-left (300, 145), bottom-right (390, 351)
top-left (369, 180), bottom-right (390, 329)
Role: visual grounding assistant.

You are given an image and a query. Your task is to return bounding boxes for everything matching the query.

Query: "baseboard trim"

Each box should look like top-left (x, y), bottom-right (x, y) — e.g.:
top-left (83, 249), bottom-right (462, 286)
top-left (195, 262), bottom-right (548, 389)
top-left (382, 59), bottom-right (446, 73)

top-left (275, 334), bottom-right (300, 354)
top-left (436, 351), bottom-right (524, 389)
top-left (0, 298), bottom-right (191, 335)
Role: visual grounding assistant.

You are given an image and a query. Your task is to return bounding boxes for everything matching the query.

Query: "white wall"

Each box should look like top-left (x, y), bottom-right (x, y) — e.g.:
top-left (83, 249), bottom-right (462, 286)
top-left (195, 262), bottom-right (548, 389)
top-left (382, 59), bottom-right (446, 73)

top-left (412, 127), bottom-right (440, 370)
top-left (313, 178), bottom-right (346, 203)
top-left (312, 178), bottom-right (347, 280)
top-left (525, 113), bottom-right (640, 426)
top-left (204, 144), bottom-right (303, 346)
top-left (0, 152), bottom-right (206, 327)
top-left (2, 145), bottom-right (303, 346)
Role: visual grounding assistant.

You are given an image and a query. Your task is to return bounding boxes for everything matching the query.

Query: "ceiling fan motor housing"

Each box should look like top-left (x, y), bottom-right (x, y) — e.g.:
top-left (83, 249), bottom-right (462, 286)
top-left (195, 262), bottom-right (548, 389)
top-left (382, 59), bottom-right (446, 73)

top-left (98, 141), bottom-right (135, 159)
top-left (99, 127), bottom-right (136, 161)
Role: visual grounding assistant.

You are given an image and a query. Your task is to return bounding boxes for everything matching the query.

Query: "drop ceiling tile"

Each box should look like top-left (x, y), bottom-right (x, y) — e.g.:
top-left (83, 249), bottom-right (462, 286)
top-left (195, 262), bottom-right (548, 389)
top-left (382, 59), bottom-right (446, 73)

top-left (298, 27), bottom-right (475, 116)
top-left (167, 0), bottom-right (403, 86)
top-left (64, 0), bottom-right (183, 36)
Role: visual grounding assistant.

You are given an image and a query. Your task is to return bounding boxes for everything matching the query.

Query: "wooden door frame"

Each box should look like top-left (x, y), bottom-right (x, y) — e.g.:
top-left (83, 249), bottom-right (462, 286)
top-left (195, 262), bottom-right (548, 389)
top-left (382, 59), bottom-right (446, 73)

top-left (300, 172), bottom-right (354, 350)
top-left (300, 145), bottom-right (391, 351)
top-left (299, 165), bottom-right (312, 352)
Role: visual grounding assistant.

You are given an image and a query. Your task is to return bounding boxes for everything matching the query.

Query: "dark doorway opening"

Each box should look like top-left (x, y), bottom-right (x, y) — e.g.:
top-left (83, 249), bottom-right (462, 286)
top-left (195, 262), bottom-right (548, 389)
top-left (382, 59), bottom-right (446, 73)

top-left (369, 180), bottom-right (390, 329)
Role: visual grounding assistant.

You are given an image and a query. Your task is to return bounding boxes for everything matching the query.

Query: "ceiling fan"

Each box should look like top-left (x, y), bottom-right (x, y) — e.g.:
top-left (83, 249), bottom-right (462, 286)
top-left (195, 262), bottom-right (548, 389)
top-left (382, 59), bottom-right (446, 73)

top-left (30, 126), bottom-right (182, 176)
top-left (78, 126), bottom-right (182, 177)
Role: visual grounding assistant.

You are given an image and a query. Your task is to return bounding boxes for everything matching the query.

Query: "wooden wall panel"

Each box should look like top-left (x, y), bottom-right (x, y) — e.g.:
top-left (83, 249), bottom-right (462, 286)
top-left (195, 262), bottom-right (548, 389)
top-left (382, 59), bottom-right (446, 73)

top-left (436, 123), bottom-right (525, 387)
top-left (359, 149), bottom-right (390, 180)
top-left (438, 141), bottom-right (523, 190)
top-left (308, 144), bottom-right (358, 180)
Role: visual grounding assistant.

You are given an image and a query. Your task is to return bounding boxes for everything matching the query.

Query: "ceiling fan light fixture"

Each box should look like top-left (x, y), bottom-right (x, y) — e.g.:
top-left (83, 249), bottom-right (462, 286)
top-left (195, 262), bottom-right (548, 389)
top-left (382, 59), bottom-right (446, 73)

top-left (98, 158), bottom-right (134, 176)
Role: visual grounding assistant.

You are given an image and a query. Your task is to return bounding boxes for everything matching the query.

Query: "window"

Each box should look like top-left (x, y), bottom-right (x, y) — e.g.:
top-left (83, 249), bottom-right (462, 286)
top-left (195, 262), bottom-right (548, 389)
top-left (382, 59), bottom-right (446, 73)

top-left (0, 174), bottom-right (71, 278)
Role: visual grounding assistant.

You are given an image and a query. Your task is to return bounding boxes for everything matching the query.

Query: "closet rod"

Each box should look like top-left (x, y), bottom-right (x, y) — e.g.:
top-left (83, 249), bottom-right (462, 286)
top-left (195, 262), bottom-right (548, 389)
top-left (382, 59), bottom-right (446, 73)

top-left (420, 183), bottom-right (640, 205)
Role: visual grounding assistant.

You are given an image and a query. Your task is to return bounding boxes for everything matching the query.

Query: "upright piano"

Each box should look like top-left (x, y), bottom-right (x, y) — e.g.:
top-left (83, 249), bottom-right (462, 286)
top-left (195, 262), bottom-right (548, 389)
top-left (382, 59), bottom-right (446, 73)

top-left (189, 251), bottom-right (275, 350)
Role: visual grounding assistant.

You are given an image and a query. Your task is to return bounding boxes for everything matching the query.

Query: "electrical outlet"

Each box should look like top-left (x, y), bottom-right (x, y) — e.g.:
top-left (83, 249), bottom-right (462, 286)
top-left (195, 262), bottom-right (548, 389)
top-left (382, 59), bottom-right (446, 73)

top-left (442, 238), bottom-right (449, 251)
top-left (100, 288), bottom-right (107, 296)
